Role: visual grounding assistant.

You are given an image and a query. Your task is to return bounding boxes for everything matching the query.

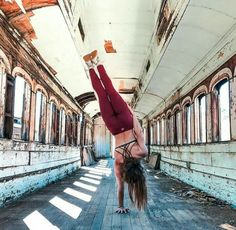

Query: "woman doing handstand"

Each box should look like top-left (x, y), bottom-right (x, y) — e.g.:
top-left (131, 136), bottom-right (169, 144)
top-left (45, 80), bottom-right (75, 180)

top-left (83, 50), bottom-right (148, 213)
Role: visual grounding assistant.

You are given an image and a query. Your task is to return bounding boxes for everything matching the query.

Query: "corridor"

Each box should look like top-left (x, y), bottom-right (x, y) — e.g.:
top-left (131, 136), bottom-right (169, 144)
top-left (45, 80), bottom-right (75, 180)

top-left (0, 159), bottom-right (235, 230)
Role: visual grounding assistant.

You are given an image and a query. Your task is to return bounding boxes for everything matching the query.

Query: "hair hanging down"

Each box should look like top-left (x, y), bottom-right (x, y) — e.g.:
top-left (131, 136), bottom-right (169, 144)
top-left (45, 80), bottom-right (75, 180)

top-left (123, 158), bottom-right (147, 210)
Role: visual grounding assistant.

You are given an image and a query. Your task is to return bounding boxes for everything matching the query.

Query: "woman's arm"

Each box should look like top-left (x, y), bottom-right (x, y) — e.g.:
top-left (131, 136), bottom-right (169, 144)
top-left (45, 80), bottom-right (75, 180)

top-left (132, 115), bottom-right (148, 158)
top-left (114, 161), bottom-right (129, 213)
top-left (127, 104), bottom-right (148, 158)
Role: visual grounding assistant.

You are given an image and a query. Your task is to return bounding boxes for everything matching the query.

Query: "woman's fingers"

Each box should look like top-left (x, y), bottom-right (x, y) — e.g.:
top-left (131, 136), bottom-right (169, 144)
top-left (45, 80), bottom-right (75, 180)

top-left (115, 207), bottom-right (130, 214)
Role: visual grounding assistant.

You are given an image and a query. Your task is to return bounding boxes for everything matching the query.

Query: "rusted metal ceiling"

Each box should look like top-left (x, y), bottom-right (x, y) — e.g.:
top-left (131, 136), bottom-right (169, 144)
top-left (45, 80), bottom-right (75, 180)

top-left (0, 0), bottom-right (57, 40)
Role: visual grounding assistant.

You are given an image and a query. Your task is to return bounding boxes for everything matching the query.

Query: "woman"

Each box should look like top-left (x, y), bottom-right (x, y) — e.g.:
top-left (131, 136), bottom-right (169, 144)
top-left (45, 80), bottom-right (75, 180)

top-left (83, 50), bottom-right (148, 213)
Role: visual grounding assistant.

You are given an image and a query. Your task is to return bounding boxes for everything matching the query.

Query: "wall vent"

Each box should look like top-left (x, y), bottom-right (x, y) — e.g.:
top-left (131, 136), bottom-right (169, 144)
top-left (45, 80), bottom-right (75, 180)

top-left (78, 18), bottom-right (85, 41)
top-left (146, 59), bottom-right (151, 72)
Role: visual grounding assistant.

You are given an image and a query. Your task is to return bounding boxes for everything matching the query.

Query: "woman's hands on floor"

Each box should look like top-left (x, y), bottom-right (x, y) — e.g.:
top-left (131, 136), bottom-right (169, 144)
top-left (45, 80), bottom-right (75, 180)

top-left (115, 207), bottom-right (130, 214)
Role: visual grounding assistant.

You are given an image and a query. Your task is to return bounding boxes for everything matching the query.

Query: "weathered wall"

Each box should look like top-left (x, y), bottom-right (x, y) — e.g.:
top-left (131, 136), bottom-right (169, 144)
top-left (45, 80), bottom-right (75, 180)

top-left (0, 13), bottom-right (85, 207)
top-left (93, 117), bottom-right (111, 158)
top-left (0, 140), bottom-right (81, 207)
top-left (150, 143), bottom-right (236, 206)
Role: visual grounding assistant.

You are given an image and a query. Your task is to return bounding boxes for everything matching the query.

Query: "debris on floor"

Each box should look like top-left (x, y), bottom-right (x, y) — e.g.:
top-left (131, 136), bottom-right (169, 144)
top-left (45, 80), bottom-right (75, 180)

top-left (171, 187), bottom-right (228, 206)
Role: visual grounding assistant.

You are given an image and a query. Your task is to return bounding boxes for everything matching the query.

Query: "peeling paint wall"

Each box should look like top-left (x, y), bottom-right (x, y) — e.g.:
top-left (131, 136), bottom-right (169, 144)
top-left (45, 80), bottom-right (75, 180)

top-left (147, 53), bottom-right (236, 206)
top-left (93, 117), bottom-right (111, 158)
top-left (0, 13), bottom-right (85, 207)
top-left (150, 143), bottom-right (236, 206)
top-left (0, 140), bottom-right (81, 207)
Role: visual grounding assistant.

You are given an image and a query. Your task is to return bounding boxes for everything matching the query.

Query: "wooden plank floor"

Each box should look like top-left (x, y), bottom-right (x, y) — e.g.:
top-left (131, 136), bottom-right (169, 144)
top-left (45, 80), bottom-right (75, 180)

top-left (0, 159), bottom-right (235, 230)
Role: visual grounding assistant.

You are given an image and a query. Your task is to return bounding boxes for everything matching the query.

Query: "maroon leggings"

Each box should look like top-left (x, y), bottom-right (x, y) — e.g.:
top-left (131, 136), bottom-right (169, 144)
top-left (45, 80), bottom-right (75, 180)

top-left (89, 65), bottom-right (133, 135)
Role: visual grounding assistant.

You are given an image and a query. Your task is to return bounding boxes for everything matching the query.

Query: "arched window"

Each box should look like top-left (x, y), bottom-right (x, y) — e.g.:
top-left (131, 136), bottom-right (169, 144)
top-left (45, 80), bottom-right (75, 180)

top-left (174, 110), bottom-right (181, 145)
top-left (166, 114), bottom-right (172, 145)
top-left (49, 101), bottom-right (59, 145)
top-left (195, 94), bottom-right (206, 143)
top-left (143, 127), bottom-right (147, 145)
top-left (161, 117), bottom-right (165, 145)
top-left (85, 122), bottom-right (92, 145)
top-left (183, 103), bottom-right (191, 144)
top-left (59, 108), bottom-right (66, 145)
top-left (13, 76), bottom-right (31, 140)
top-left (66, 114), bottom-right (73, 145)
top-left (34, 91), bottom-right (47, 143)
top-left (157, 119), bottom-right (161, 145)
top-left (0, 59), bottom-right (13, 138)
top-left (212, 79), bottom-right (230, 141)
top-left (150, 122), bottom-right (154, 145)
top-left (73, 113), bottom-right (78, 146)
top-left (153, 120), bottom-right (157, 145)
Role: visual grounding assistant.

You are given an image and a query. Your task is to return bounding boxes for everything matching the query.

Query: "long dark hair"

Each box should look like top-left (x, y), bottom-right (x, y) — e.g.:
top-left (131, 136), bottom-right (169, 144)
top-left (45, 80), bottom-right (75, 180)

top-left (123, 157), bottom-right (147, 210)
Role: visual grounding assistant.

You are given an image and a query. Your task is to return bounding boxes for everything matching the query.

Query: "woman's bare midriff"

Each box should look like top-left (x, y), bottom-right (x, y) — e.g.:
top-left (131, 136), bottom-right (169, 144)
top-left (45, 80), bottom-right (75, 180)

top-left (114, 129), bottom-right (135, 147)
top-left (114, 128), bottom-right (147, 163)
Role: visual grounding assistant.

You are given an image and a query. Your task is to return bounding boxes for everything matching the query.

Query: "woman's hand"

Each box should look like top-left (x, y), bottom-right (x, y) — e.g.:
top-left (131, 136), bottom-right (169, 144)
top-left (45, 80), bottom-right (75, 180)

top-left (115, 207), bottom-right (130, 214)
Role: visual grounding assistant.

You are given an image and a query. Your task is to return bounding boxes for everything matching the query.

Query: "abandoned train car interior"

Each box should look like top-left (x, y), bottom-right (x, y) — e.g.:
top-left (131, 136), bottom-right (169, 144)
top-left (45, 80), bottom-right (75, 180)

top-left (0, 0), bottom-right (236, 229)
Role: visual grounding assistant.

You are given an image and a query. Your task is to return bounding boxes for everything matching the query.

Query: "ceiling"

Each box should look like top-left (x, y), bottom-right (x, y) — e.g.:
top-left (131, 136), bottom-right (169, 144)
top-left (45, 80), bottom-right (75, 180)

top-left (135, 0), bottom-right (236, 118)
top-left (1, 0), bottom-right (236, 119)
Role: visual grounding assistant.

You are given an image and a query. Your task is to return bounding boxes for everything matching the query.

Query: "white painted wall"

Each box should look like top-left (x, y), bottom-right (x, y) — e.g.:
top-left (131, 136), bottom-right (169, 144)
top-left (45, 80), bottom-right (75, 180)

top-left (0, 140), bottom-right (81, 207)
top-left (150, 143), bottom-right (236, 206)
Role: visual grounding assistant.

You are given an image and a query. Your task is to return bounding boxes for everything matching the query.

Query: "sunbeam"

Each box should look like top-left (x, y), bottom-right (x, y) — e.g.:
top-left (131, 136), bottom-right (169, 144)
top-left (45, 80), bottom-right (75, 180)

top-left (79, 177), bottom-right (101, 185)
top-left (64, 188), bottom-right (92, 202)
top-left (73, 181), bottom-right (97, 192)
top-left (84, 173), bottom-right (102, 180)
top-left (23, 210), bottom-right (59, 230)
top-left (88, 171), bottom-right (103, 175)
top-left (49, 196), bottom-right (82, 219)
top-left (219, 223), bottom-right (236, 230)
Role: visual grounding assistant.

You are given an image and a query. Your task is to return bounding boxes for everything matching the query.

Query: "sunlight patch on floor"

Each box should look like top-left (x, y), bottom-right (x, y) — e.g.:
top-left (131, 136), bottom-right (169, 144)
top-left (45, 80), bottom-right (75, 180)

top-left (219, 223), bottom-right (236, 230)
top-left (84, 173), bottom-right (102, 180)
top-left (79, 176), bottom-right (101, 185)
top-left (73, 181), bottom-right (97, 192)
top-left (88, 170), bottom-right (103, 175)
top-left (64, 188), bottom-right (92, 202)
top-left (23, 210), bottom-right (59, 230)
top-left (49, 196), bottom-right (82, 219)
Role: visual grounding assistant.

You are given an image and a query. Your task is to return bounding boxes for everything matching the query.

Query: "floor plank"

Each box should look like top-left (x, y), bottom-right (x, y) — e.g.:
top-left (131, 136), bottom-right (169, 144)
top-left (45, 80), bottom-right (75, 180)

top-left (0, 159), bottom-right (235, 230)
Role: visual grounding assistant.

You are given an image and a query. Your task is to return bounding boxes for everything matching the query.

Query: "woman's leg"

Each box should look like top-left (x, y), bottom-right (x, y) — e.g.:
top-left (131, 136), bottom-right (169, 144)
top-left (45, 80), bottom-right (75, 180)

top-left (89, 68), bottom-right (114, 122)
top-left (97, 65), bottom-right (129, 114)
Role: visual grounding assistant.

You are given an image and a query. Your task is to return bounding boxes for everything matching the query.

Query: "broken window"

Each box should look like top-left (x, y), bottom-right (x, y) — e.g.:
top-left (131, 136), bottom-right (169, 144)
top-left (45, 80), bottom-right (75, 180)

top-left (4, 74), bottom-right (15, 139)
top-left (49, 102), bottom-right (59, 145)
top-left (34, 91), bottom-right (47, 143)
top-left (174, 110), bottom-right (181, 145)
top-left (183, 103), bottom-right (191, 144)
top-left (59, 108), bottom-right (66, 145)
top-left (195, 94), bottom-right (206, 143)
top-left (212, 79), bottom-right (230, 141)
top-left (0, 61), bottom-right (7, 137)
top-left (12, 75), bottom-right (31, 141)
